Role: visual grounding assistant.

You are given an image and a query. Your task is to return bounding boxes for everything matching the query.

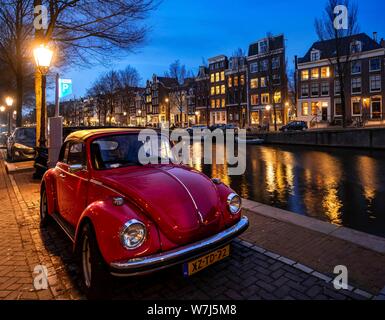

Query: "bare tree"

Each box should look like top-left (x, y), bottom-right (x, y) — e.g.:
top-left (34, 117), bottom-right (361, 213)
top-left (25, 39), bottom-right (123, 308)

top-left (315, 0), bottom-right (359, 127)
top-left (0, 0), bottom-right (157, 127)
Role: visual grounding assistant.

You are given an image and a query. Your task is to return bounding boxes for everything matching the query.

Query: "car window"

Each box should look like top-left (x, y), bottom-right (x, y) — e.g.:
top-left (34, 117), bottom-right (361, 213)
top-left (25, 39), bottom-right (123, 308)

top-left (67, 142), bottom-right (86, 166)
top-left (58, 142), bottom-right (69, 163)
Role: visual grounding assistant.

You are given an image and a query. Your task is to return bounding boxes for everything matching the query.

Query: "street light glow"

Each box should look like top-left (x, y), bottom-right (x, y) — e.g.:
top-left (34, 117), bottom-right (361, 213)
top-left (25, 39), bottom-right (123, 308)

top-left (0, 106), bottom-right (5, 112)
top-left (266, 105), bottom-right (272, 111)
top-left (5, 97), bottom-right (13, 107)
top-left (33, 44), bottom-right (53, 74)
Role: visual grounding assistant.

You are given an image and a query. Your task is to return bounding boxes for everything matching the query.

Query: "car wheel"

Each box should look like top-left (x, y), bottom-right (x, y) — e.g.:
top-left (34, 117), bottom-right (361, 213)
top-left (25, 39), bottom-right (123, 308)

top-left (79, 223), bottom-right (110, 299)
top-left (40, 187), bottom-right (51, 227)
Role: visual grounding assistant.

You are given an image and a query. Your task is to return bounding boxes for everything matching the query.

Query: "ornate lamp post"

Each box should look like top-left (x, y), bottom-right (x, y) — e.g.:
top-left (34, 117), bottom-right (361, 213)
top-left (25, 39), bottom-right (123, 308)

top-left (33, 44), bottom-right (53, 148)
top-left (165, 97), bottom-right (170, 126)
top-left (5, 97), bottom-right (14, 133)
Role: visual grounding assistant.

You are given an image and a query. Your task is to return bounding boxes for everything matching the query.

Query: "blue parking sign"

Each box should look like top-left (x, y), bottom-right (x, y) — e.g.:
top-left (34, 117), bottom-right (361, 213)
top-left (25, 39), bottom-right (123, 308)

top-left (59, 79), bottom-right (73, 99)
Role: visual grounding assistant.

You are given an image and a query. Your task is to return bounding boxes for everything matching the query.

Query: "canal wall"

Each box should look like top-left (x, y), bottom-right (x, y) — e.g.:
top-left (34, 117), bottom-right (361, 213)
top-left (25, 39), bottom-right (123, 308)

top-left (259, 127), bottom-right (385, 149)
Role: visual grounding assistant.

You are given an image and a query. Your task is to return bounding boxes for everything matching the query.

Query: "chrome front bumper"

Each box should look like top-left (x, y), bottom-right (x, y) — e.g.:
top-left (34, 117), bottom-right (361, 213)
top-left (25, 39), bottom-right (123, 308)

top-left (109, 216), bottom-right (249, 277)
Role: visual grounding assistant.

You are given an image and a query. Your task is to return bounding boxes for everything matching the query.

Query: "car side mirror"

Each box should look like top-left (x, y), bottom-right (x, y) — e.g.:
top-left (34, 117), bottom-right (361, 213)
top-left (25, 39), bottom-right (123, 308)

top-left (68, 164), bottom-right (86, 173)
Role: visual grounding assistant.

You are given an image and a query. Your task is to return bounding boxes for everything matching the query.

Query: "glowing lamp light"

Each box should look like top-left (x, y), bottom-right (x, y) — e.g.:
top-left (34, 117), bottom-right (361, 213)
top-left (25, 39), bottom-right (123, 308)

top-left (266, 105), bottom-right (272, 111)
top-left (33, 44), bottom-right (53, 74)
top-left (5, 97), bottom-right (14, 107)
top-left (0, 106), bottom-right (5, 112)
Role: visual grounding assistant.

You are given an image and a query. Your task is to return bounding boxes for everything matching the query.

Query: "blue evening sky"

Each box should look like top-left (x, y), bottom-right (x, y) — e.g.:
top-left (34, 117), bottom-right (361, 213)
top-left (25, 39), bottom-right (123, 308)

top-left (55, 0), bottom-right (385, 100)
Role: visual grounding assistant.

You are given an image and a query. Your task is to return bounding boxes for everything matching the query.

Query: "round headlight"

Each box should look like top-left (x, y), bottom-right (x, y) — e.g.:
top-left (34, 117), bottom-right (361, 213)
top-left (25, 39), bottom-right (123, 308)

top-left (120, 219), bottom-right (147, 250)
top-left (227, 193), bottom-right (242, 215)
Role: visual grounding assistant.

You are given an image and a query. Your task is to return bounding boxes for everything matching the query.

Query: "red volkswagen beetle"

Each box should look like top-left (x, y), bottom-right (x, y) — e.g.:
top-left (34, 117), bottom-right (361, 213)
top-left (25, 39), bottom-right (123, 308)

top-left (40, 129), bottom-right (249, 297)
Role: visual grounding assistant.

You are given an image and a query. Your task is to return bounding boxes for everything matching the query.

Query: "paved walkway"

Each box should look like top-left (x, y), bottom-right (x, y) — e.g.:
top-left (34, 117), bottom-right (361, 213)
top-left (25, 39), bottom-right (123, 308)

top-left (0, 154), bottom-right (376, 300)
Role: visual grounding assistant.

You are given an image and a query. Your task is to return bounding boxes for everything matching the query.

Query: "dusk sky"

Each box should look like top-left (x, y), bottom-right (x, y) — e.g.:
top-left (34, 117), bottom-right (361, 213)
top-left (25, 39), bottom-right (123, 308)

top-left (54, 0), bottom-right (385, 100)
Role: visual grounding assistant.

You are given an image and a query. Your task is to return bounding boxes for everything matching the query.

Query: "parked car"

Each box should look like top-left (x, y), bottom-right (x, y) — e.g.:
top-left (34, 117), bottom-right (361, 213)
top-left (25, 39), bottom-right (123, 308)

top-left (0, 127), bottom-right (8, 148)
top-left (279, 121), bottom-right (308, 132)
top-left (7, 127), bottom-right (36, 161)
top-left (40, 128), bottom-right (249, 298)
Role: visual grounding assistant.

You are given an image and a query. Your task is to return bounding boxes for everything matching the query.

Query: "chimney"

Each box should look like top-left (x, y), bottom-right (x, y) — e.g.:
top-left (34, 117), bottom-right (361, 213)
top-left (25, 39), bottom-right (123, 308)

top-left (373, 32), bottom-right (378, 42)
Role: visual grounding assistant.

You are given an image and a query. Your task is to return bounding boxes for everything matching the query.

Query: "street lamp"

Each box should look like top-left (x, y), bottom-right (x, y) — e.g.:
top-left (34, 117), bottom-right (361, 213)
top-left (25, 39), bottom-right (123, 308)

top-left (4, 96), bottom-right (14, 133)
top-left (165, 97), bottom-right (171, 125)
top-left (33, 44), bottom-right (53, 147)
top-left (0, 106), bottom-right (4, 113)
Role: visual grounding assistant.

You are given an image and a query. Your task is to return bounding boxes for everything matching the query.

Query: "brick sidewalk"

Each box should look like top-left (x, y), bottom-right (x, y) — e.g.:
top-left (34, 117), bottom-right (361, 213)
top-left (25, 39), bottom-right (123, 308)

top-left (0, 155), bottom-right (373, 300)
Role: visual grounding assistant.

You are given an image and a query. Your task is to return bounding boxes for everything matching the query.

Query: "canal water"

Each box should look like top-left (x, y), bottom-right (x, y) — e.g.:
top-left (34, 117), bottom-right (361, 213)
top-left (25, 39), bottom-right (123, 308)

top-left (188, 142), bottom-right (385, 238)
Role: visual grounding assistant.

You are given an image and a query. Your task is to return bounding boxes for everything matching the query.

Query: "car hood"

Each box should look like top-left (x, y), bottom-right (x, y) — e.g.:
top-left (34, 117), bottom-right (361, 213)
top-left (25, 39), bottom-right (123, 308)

top-left (97, 166), bottom-right (224, 245)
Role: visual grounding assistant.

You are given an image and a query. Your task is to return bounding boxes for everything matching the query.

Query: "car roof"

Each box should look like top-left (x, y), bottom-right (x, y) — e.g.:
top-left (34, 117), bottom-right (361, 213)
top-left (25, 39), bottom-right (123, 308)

top-left (65, 128), bottom-right (156, 142)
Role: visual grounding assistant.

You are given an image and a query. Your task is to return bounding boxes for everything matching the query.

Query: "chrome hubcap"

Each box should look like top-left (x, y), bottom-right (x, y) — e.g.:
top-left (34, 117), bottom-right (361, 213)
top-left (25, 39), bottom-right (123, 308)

top-left (82, 235), bottom-right (92, 288)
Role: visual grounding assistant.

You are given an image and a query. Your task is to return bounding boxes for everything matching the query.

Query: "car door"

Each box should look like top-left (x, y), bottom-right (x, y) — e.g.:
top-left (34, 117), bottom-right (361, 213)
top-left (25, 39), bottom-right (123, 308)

top-left (56, 141), bottom-right (89, 228)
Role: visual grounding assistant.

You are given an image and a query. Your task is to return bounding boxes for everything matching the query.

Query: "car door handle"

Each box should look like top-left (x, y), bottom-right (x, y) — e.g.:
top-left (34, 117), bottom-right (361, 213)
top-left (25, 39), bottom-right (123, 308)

top-left (59, 173), bottom-right (66, 179)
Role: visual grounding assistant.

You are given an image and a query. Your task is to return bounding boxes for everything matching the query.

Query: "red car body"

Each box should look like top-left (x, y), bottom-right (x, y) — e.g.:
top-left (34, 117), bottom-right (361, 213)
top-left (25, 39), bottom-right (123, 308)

top-left (40, 129), bottom-right (248, 292)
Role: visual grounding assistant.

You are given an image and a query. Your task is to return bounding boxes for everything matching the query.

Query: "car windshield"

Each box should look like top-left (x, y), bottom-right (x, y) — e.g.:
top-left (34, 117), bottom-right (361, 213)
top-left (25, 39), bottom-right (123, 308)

top-left (91, 133), bottom-right (175, 170)
top-left (15, 128), bottom-right (36, 146)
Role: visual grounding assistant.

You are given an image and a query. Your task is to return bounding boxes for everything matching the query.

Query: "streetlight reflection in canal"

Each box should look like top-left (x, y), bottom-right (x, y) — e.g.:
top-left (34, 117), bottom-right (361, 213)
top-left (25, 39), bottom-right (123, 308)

top-left (189, 142), bottom-right (385, 238)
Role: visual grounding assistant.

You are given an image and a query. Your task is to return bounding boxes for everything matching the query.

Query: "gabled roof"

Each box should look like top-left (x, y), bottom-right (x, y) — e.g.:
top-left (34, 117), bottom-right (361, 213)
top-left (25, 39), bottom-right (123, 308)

top-left (157, 77), bottom-right (179, 88)
top-left (248, 35), bottom-right (284, 56)
top-left (298, 33), bottom-right (384, 63)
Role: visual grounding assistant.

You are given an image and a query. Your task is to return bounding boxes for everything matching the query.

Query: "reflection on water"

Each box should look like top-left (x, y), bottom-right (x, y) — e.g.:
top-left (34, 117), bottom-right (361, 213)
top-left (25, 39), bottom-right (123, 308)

top-left (190, 142), bottom-right (385, 238)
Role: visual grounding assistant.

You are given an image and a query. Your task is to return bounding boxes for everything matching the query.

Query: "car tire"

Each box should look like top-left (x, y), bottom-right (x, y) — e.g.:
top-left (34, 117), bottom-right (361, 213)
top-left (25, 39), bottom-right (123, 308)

top-left (40, 187), bottom-right (51, 227)
top-left (79, 223), bottom-right (110, 299)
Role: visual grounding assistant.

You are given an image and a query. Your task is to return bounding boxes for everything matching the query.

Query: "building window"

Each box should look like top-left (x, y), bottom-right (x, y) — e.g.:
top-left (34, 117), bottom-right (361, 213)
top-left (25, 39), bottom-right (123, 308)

top-left (301, 84), bottom-right (309, 97)
top-left (211, 100), bottom-right (215, 108)
top-left (274, 91), bottom-right (281, 104)
top-left (211, 87), bottom-right (215, 95)
top-left (234, 76), bottom-right (239, 87)
top-left (273, 74), bottom-right (281, 85)
top-left (371, 97), bottom-right (382, 119)
top-left (352, 98), bottom-right (361, 116)
top-left (334, 80), bottom-right (341, 95)
top-left (215, 73), bottom-right (220, 82)
top-left (301, 70), bottom-right (309, 81)
top-left (311, 83), bottom-right (319, 96)
top-left (260, 77), bottom-right (267, 87)
top-left (311, 102), bottom-right (319, 116)
top-left (350, 41), bottom-right (362, 54)
top-left (250, 78), bottom-right (258, 89)
top-left (311, 68), bottom-right (319, 79)
top-left (370, 75), bottom-right (381, 92)
top-left (228, 77), bottom-right (232, 88)
top-left (222, 99), bottom-right (226, 107)
top-left (370, 58), bottom-right (381, 72)
top-left (216, 86), bottom-right (220, 95)
top-left (351, 61), bottom-right (361, 74)
top-left (321, 82), bottom-right (329, 96)
top-left (221, 85), bottom-right (226, 94)
top-left (334, 99), bottom-right (342, 116)
top-left (261, 93), bottom-right (269, 104)
top-left (321, 67), bottom-right (330, 78)
top-left (311, 50), bottom-right (320, 61)
top-left (334, 65), bottom-right (340, 77)
top-left (351, 78), bottom-right (362, 94)
top-left (251, 94), bottom-right (259, 105)
top-left (250, 63), bottom-right (258, 73)
top-left (210, 74), bottom-right (215, 83)
top-left (260, 59), bottom-right (268, 72)
top-left (216, 112), bottom-right (220, 121)
top-left (272, 57), bottom-right (280, 69)
top-left (240, 75), bottom-right (245, 86)
top-left (216, 99), bottom-right (221, 108)
top-left (221, 71), bottom-right (225, 81)
top-left (259, 40), bottom-right (268, 54)
top-left (302, 102), bottom-right (309, 116)
top-left (251, 112), bottom-right (260, 125)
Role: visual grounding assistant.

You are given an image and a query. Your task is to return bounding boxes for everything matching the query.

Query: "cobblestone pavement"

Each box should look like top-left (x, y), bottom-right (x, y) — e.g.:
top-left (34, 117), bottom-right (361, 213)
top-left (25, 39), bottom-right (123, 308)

top-left (0, 155), bottom-right (370, 300)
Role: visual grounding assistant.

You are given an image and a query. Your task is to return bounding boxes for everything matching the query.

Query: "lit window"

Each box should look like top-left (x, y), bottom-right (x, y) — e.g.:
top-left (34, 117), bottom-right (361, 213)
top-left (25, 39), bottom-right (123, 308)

top-left (215, 73), bottom-right (220, 82)
top-left (351, 78), bottom-right (361, 94)
top-left (234, 76), bottom-right (239, 86)
top-left (321, 67), bottom-right (330, 78)
top-left (274, 92), bottom-right (281, 103)
top-left (210, 74), bottom-right (215, 83)
top-left (221, 72), bottom-right (225, 81)
top-left (261, 93), bottom-right (269, 104)
top-left (260, 77), bottom-right (267, 87)
top-left (222, 99), bottom-right (226, 107)
top-left (228, 77), bottom-right (232, 88)
top-left (211, 87), bottom-right (215, 95)
top-left (301, 70), bottom-right (309, 80)
top-left (216, 99), bottom-right (220, 108)
top-left (240, 75), bottom-right (245, 85)
top-left (311, 102), bottom-right (319, 116)
top-left (371, 97), bottom-right (382, 119)
top-left (221, 85), bottom-right (226, 94)
top-left (311, 68), bottom-right (319, 79)
top-left (211, 100), bottom-right (215, 108)
top-left (302, 102), bottom-right (309, 116)
top-left (251, 94), bottom-right (259, 105)
top-left (250, 78), bottom-right (258, 89)
top-left (216, 86), bottom-right (220, 95)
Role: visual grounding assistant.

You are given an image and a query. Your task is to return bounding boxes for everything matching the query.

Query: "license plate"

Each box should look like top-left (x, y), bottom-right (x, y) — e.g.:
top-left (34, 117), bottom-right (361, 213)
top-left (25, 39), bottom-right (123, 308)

top-left (183, 245), bottom-right (230, 277)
